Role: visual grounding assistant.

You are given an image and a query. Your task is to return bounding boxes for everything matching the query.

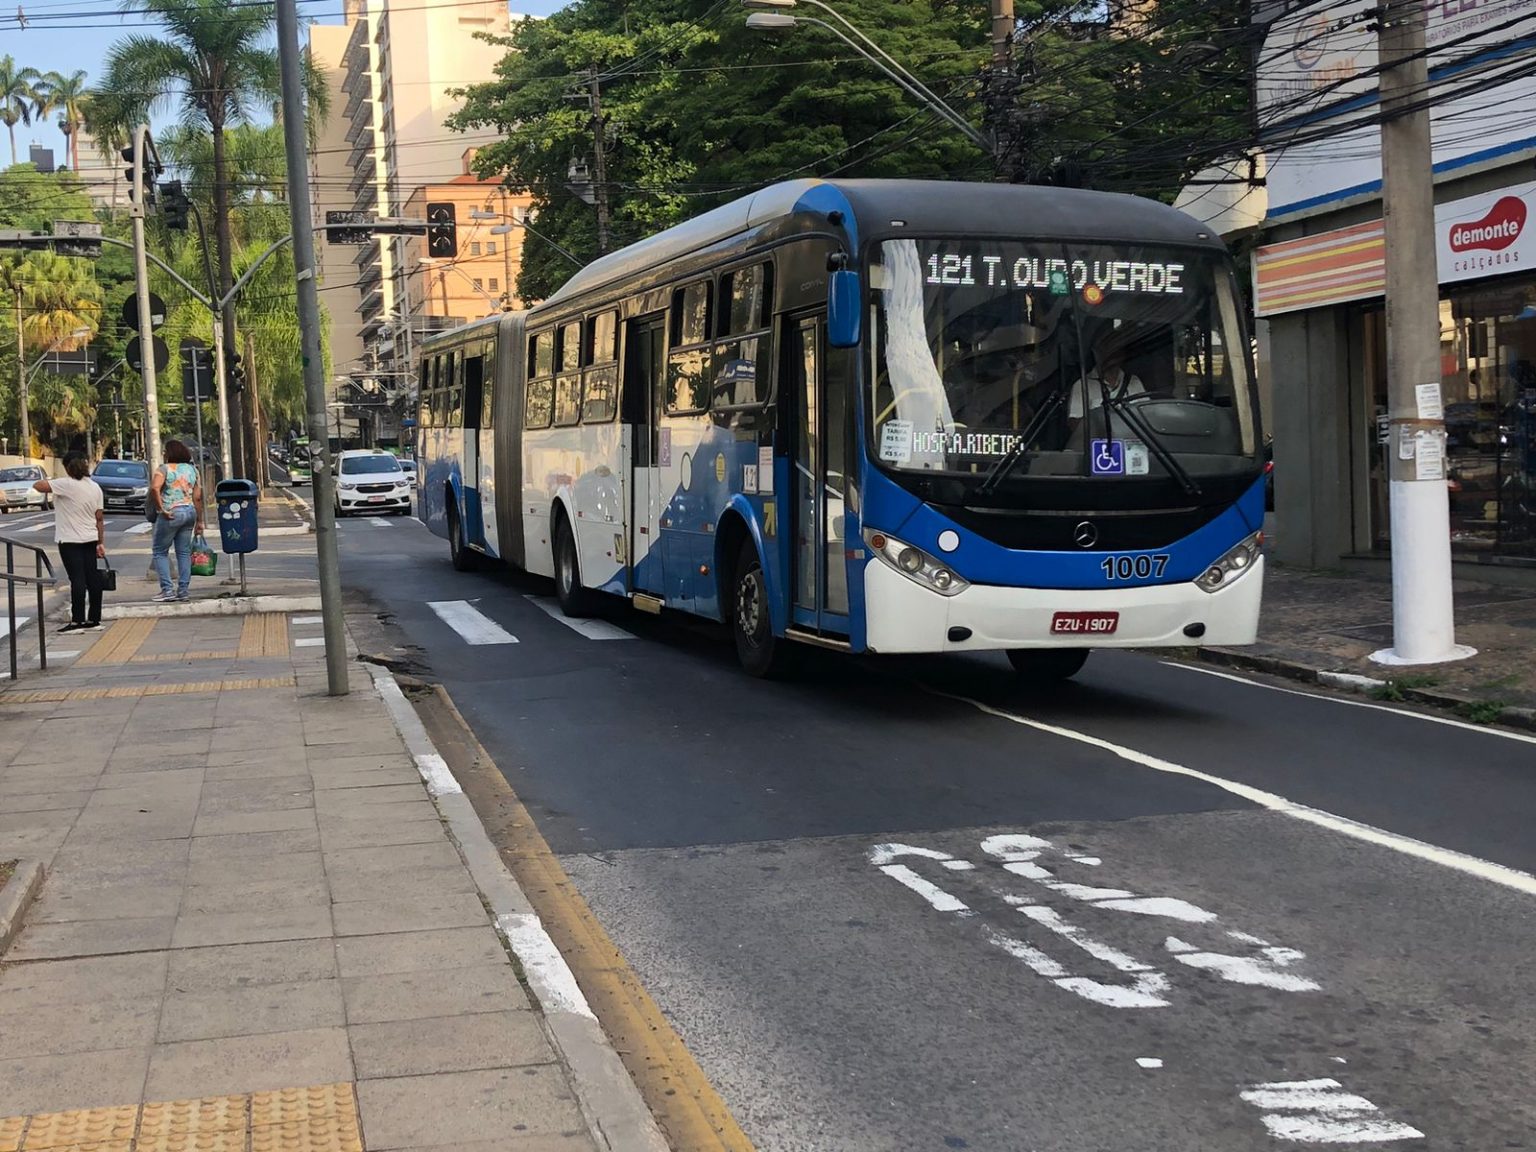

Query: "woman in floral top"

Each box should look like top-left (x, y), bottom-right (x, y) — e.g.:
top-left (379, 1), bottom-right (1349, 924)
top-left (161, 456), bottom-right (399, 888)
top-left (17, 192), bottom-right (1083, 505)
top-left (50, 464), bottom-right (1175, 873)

top-left (150, 440), bottom-right (205, 602)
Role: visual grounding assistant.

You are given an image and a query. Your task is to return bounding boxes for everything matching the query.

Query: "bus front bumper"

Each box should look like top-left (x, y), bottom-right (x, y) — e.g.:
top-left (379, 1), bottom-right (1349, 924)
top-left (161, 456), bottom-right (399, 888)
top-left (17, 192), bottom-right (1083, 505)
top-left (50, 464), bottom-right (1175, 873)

top-left (862, 557), bottom-right (1263, 654)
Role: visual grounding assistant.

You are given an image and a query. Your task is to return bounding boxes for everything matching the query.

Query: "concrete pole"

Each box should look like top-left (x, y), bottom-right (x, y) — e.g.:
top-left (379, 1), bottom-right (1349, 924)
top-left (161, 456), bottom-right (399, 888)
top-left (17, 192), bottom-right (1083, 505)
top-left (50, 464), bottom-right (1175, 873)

top-left (15, 291), bottom-right (28, 461)
top-left (277, 0), bottom-right (349, 696)
top-left (1372, 0), bottom-right (1471, 666)
top-left (131, 125), bottom-right (164, 474)
top-left (211, 314), bottom-right (233, 480)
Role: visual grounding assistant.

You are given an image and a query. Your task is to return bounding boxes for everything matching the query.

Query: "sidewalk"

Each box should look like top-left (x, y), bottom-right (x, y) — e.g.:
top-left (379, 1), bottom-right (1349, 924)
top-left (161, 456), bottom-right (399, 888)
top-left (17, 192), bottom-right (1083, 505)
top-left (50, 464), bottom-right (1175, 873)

top-left (0, 546), bottom-right (663, 1148)
top-left (1198, 560), bottom-right (1536, 729)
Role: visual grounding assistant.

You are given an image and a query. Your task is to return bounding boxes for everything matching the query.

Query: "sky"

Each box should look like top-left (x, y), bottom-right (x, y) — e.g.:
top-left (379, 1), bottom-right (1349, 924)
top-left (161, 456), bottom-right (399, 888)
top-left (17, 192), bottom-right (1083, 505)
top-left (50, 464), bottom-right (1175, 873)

top-left (5, 0), bottom-right (568, 166)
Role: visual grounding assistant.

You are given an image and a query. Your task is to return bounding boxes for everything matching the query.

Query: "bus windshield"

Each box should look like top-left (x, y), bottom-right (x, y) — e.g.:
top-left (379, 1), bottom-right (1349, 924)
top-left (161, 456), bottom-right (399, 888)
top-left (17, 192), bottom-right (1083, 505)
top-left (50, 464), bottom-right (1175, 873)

top-left (869, 238), bottom-right (1258, 492)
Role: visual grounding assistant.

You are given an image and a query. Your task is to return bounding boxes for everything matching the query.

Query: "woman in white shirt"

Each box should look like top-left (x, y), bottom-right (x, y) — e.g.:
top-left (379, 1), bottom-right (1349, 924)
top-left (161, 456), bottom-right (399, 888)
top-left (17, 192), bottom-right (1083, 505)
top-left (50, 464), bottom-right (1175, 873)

top-left (33, 452), bottom-right (107, 633)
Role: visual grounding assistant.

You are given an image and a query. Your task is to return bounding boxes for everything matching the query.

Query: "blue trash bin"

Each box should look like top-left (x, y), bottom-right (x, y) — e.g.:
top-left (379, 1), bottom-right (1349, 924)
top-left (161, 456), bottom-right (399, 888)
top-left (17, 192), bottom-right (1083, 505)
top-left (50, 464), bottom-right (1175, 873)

top-left (215, 479), bottom-right (260, 555)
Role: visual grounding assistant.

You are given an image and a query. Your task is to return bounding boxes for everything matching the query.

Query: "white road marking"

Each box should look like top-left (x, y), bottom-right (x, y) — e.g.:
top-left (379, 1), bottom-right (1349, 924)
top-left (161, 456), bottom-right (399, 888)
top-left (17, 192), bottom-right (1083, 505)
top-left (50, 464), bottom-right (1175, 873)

top-left (124, 521), bottom-right (154, 535)
top-left (292, 616), bottom-right (323, 626)
top-left (1240, 1078), bottom-right (1424, 1143)
top-left (413, 752), bottom-right (462, 797)
top-left (293, 637), bottom-right (326, 647)
top-left (4, 616), bottom-right (31, 638)
top-left (930, 687), bottom-right (1536, 898)
top-left (1164, 661), bottom-right (1536, 746)
top-left (496, 911), bottom-right (595, 1020)
top-left (427, 599), bottom-right (517, 645)
top-left (18, 521), bottom-right (50, 533)
top-left (1136, 1058), bottom-right (1164, 1069)
top-left (524, 595), bottom-right (633, 640)
top-left (366, 517), bottom-right (392, 527)
top-left (1165, 935), bottom-right (1319, 992)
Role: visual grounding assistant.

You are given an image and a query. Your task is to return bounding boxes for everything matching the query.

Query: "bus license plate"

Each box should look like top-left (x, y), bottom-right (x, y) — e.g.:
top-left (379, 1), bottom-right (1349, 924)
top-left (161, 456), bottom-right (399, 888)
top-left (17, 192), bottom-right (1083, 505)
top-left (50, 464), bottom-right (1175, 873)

top-left (1051, 611), bottom-right (1118, 635)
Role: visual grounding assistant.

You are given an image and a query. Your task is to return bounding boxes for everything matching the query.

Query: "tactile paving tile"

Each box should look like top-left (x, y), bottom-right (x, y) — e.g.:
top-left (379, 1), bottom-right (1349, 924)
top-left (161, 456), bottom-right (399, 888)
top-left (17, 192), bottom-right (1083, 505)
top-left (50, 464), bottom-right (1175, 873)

top-left (137, 1096), bottom-right (249, 1142)
top-left (136, 1131), bottom-right (246, 1152)
top-left (60, 1142), bottom-right (132, 1152)
top-left (20, 1106), bottom-right (137, 1149)
top-left (249, 1115), bottom-right (363, 1152)
top-left (0, 1115), bottom-right (26, 1152)
top-left (249, 1084), bottom-right (356, 1129)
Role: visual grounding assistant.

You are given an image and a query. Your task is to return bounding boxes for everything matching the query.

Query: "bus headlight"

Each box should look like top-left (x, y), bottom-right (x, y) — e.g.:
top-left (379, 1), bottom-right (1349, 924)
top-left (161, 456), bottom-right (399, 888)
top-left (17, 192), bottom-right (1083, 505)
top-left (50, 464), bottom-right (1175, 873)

top-left (864, 528), bottom-right (969, 598)
top-left (1196, 533), bottom-right (1262, 593)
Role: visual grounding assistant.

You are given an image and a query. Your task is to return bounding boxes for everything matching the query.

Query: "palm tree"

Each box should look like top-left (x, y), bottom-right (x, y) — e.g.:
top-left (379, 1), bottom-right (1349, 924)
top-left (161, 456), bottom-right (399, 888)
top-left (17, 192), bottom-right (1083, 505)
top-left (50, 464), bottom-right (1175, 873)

top-left (0, 55), bottom-right (42, 167)
top-left (100, 0), bottom-right (327, 471)
top-left (36, 70), bottom-right (89, 172)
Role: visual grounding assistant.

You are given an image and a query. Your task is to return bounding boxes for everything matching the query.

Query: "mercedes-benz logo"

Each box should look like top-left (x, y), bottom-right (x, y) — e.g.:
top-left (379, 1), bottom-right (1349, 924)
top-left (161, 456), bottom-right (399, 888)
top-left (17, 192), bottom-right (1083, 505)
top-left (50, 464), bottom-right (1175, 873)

top-left (1073, 521), bottom-right (1098, 549)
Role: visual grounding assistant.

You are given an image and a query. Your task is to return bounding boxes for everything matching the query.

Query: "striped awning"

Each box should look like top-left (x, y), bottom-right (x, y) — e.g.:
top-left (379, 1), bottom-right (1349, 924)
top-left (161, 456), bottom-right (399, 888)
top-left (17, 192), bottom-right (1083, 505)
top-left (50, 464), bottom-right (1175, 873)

top-left (1253, 221), bottom-right (1385, 317)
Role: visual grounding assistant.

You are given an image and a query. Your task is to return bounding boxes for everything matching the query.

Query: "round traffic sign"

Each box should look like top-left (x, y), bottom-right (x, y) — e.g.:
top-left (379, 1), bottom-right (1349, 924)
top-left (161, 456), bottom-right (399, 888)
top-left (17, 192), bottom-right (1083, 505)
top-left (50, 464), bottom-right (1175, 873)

top-left (122, 292), bottom-right (168, 332)
top-left (126, 334), bottom-right (171, 375)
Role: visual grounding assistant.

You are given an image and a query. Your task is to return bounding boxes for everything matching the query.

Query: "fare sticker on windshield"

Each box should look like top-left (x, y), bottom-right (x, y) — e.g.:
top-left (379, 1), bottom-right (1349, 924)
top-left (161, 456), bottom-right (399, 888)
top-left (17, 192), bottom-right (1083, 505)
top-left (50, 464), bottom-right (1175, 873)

top-left (925, 253), bottom-right (1185, 296)
top-left (1126, 440), bottom-right (1150, 475)
top-left (880, 420), bottom-right (914, 464)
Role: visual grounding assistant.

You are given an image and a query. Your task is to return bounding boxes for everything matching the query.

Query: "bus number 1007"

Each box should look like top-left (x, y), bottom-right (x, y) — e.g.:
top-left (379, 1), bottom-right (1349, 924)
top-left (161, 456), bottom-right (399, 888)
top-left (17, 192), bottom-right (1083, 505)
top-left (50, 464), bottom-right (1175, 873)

top-left (1100, 554), bottom-right (1169, 581)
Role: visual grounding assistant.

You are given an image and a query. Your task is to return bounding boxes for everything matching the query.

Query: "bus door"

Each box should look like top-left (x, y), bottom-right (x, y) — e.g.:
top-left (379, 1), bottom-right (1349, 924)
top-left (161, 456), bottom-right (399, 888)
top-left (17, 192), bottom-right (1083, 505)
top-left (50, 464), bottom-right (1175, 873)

top-left (787, 312), bottom-right (851, 634)
top-left (461, 350), bottom-right (488, 548)
top-left (623, 314), bottom-right (667, 596)
top-left (474, 343), bottom-right (498, 556)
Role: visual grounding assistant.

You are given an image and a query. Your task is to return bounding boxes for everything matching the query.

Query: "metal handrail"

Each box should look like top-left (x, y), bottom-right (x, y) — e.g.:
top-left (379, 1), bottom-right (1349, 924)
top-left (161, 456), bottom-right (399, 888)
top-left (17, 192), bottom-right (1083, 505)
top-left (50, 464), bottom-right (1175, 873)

top-left (1, 533), bottom-right (59, 680)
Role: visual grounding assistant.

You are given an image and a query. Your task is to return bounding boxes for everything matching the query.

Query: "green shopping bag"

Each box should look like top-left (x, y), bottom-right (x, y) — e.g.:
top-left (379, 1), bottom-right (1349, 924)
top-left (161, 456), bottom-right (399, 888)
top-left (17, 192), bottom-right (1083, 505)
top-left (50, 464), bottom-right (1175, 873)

top-left (190, 534), bottom-right (219, 577)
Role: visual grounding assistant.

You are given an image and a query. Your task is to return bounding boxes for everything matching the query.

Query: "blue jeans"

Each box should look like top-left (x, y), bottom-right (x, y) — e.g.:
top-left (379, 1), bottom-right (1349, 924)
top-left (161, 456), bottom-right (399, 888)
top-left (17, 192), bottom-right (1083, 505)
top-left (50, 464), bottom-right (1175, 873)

top-left (151, 505), bottom-right (197, 596)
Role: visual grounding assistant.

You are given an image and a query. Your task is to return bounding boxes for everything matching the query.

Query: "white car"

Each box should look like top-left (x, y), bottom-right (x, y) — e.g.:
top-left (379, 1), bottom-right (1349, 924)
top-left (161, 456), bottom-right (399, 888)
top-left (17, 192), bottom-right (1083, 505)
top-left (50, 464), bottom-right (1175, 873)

top-left (334, 449), bottom-right (413, 517)
top-left (0, 466), bottom-right (49, 513)
top-left (399, 459), bottom-right (418, 489)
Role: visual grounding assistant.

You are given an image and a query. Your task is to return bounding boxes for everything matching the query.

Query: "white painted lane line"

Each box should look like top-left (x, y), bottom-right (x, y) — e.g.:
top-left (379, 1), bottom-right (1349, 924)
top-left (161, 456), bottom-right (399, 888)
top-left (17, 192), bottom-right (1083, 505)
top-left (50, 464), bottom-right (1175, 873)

top-left (927, 687), bottom-right (1536, 898)
top-left (1164, 660), bottom-right (1536, 746)
top-left (294, 637), bottom-right (326, 647)
top-left (124, 521), bottom-right (154, 535)
top-left (292, 616), bottom-right (323, 626)
top-left (4, 616), bottom-right (32, 639)
top-left (524, 595), bottom-right (633, 640)
top-left (1240, 1078), bottom-right (1424, 1143)
top-left (18, 521), bottom-right (50, 533)
top-left (1136, 1058), bottom-right (1164, 1069)
top-left (366, 517), bottom-right (392, 527)
top-left (427, 599), bottom-right (518, 645)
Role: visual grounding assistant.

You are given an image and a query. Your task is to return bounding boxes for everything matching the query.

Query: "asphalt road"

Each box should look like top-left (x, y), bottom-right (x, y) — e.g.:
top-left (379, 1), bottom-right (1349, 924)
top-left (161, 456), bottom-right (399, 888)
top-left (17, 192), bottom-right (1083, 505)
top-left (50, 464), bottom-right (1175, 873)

top-left (302, 486), bottom-right (1536, 1152)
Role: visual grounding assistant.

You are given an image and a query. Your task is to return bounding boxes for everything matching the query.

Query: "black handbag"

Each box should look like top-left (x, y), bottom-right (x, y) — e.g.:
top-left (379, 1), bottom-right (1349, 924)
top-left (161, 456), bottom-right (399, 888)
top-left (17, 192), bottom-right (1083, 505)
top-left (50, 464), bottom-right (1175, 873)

top-left (97, 555), bottom-right (118, 592)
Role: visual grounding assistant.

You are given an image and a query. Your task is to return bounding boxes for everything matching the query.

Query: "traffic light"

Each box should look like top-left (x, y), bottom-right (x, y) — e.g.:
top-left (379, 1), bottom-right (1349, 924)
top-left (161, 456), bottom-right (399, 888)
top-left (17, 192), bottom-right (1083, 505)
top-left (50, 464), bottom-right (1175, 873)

top-left (225, 349), bottom-right (246, 394)
top-left (426, 202), bottom-right (457, 258)
top-left (119, 141), bottom-right (161, 211)
top-left (160, 180), bottom-right (190, 230)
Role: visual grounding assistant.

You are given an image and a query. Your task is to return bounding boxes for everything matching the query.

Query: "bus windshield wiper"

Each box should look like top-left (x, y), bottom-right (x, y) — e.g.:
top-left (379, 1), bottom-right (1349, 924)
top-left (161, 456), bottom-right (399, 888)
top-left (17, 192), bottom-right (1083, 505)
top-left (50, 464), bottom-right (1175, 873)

top-left (1105, 394), bottom-right (1202, 497)
top-left (973, 387), bottom-right (1068, 499)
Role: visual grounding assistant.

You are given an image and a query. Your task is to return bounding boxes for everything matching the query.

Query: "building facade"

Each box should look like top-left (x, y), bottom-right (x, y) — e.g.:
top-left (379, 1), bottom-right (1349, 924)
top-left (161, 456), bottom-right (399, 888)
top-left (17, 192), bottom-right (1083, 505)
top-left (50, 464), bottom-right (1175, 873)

top-left (1253, 0), bottom-right (1536, 576)
top-left (309, 0), bottom-right (528, 446)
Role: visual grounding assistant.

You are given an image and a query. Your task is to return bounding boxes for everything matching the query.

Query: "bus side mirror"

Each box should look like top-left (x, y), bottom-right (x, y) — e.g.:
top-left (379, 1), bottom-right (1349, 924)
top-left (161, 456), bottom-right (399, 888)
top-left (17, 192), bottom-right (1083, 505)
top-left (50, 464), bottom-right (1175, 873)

top-left (828, 270), bottom-right (861, 348)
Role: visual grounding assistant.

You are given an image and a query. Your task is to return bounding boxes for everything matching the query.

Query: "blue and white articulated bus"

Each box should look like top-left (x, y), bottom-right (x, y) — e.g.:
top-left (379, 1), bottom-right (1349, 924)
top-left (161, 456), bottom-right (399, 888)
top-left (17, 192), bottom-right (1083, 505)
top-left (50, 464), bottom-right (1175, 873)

top-left (418, 178), bottom-right (1265, 678)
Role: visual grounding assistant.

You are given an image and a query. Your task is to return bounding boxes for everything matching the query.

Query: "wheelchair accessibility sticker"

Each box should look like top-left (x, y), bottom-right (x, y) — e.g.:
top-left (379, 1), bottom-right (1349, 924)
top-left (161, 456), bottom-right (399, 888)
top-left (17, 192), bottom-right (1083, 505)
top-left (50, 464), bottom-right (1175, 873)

top-left (1091, 439), bottom-right (1125, 476)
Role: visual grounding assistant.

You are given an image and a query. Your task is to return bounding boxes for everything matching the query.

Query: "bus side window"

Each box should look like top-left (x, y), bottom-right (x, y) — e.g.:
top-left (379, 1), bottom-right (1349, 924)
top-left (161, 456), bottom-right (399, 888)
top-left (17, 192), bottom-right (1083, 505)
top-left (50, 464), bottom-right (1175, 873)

top-left (482, 341), bottom-right (496, 428)
top-left (428, 356), bottom-right (443, 427)
top-left (583, 311), bottom-right (618, 422)
top-left (526, 331), bottom-right (554, 430)
top-left (554, 320), bottom-right (583, 427)
top-left (667, 282), bottom-right (712, 415)
top-left (447, 352), bottom-right (463, 427)
top-left (463, 352), bottom-right (485, 430)
top-left (714, 262), bottom-right (773, 409)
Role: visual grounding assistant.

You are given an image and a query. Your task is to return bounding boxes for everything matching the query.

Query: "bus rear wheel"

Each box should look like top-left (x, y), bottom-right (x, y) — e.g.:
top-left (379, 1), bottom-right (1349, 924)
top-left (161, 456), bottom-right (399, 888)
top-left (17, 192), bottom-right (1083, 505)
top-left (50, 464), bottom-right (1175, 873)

top-left (1006, 648), bottom-right (1089, 681)
top-left (554, 516), bottom-right (599, 617)
top-left (732, 542), bottom-right (796, 679)
top-left (448, 506), bottom-right (475, 572)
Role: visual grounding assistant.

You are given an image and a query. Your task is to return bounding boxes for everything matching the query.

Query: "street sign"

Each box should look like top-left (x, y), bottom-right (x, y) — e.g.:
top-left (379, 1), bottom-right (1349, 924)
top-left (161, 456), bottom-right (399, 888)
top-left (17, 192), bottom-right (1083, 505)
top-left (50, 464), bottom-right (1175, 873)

top-left (122, 292), bottom-right (168, 332)
top-left (52, 219), bottom-right (103, 258)
top-left (35, 347), bottom-right (96, 378)
top-left (180, 337), bottom-right (213, 403)
top-left (325, 210), bottom-right (374, 246)
top-left (126, 334), bottom-right (170, 375)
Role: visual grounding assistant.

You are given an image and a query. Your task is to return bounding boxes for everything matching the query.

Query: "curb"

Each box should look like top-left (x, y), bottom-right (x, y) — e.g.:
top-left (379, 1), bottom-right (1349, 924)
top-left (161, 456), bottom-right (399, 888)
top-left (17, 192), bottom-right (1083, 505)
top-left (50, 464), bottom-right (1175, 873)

top-left (1192, 647), bottom-right (1536, 734)
top-left (268, 486), bottom-right (315, 530)
top-left (365, 662), bottom-right (669, 1152)
top-left (102, 595), bottom-right (322, 619)
top-left (0, 860), bottom-right (44, 955)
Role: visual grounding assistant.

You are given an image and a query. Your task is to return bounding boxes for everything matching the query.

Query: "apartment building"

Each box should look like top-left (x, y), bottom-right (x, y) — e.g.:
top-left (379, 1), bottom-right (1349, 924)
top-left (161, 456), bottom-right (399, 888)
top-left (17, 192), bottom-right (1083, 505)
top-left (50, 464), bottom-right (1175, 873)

top-left (70, 128), bottom-right (131, 216)
top-left (309, 0), bottom-right (525, 445)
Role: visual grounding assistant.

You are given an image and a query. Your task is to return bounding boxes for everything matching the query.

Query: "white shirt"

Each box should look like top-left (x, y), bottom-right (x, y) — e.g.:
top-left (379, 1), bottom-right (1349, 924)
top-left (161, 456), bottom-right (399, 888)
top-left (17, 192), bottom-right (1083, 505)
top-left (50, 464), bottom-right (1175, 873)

top-left (49, 475), bottom-right (103, 545)
top-left (1069, 370), bottom-right (1145, 419)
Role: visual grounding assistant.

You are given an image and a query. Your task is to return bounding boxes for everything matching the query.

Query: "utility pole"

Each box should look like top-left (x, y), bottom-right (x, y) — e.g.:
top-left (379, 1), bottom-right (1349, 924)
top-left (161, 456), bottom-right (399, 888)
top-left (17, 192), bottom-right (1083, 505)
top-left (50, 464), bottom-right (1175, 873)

top-left (277, 0), bottom-right (348, 696)
top-left (588, 69), bottom-right (613, 256)
top-left (246, 332), bottom-right (267, 487)
top-left (129, 124), bottom-right (164, 473)
top-left (1373, 0), bottom-right (1470, 666)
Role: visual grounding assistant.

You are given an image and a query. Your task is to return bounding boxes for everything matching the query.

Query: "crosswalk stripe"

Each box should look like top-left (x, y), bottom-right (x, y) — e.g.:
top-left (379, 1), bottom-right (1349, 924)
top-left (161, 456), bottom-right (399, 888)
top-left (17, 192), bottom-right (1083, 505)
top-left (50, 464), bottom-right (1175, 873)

top-left (3, 616), bottom-right (32, 640)
top-left (124, 521), bottom-right (154, 535)
top-left (427, 600), bottom-right (518, 645)
top-left (525, 595), bottom-right (633, 641)
top-left (18, 522), bottom-right (50, 533)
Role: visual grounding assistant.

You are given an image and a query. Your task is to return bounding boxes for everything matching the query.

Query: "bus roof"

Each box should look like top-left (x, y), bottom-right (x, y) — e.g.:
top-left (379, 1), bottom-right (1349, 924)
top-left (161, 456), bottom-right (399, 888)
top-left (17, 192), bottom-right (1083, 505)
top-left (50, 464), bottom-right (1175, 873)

top-left (540, 178), bottom-right (1226, 310)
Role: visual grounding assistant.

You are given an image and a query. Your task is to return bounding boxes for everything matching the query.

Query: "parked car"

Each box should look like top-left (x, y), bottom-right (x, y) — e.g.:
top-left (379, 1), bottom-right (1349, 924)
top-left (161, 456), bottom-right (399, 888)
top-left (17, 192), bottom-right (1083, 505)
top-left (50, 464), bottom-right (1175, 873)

top-left (333, 449), bottom-right (412, 516)
top-left (0, 465), bottom-right (49, 513)
top-left (93, 458), bottom-right (153, 514)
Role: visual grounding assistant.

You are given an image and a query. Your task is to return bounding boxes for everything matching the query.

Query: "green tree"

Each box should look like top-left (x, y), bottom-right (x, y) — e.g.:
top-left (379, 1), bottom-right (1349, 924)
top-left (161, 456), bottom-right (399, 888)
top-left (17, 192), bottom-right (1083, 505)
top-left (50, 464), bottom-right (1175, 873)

top-left (35, 70), bottom-right (91, 173)
top-left (100, 0), bottom-right (328, 467)
top-left (0, 55), bottom-right (41, 168)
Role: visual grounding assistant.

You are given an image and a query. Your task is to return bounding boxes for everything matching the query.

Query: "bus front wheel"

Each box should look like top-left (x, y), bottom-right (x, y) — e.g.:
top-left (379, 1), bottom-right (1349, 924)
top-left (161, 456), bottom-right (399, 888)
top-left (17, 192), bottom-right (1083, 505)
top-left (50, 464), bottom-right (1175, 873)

top-left (448, 506), bottom-right (476, 572)
top-left (732, 542), bottom-right (796, 679)
top-left (1006, 648), bottom-right (1089, 681)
